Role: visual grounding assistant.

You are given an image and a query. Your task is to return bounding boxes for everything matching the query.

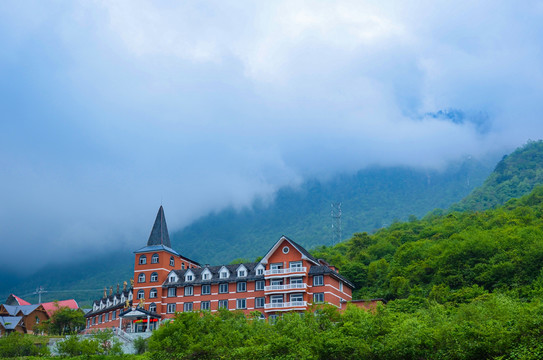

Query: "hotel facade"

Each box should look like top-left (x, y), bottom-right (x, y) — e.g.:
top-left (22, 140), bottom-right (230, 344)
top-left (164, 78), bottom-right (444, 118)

top-left (85, 207), bottom-right (354, 332)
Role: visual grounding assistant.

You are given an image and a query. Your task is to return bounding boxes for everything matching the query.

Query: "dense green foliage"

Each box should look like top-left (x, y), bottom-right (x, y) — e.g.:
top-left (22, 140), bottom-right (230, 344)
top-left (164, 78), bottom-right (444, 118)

top-left (452, 140), bottom-right (543, 212)
top-left (314, 185), bottom-right (543, 301)
top-left (55, 329), bottom-right (123, 357)
top-left (0, 333), bottom-right (49, 357)
top-left (148, 300), bottom-right (543, 360)
top-left (36, 305), bottom-right (86, 335)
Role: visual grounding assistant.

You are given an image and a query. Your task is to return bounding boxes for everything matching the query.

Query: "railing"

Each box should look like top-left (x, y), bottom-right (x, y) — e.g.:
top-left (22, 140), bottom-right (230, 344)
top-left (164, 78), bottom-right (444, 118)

top-left (264, 301), bottom-right (307, 309)
top-left (264, 267), bottom-right (307, 276)
top-left (264, 283), bottom-right (308, 291)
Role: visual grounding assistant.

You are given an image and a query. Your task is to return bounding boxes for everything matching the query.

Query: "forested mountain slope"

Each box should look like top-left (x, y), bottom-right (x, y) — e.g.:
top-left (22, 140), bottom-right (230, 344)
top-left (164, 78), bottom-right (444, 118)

top-left (314, 185), bottom-right (543, 301)
top-left (451, 140), bottom-right (543, 211)
top-left (171, 158), bottom-right (491, 265)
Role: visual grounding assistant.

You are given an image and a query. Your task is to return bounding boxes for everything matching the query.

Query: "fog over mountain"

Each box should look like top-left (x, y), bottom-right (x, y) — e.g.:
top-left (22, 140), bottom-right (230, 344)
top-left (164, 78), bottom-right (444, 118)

top-left (1, 1), bottom-right (543, 271)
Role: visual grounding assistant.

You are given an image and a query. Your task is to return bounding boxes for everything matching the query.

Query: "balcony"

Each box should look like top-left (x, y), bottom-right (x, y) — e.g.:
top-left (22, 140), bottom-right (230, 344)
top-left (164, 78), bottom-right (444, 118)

top-left (264, 301), bottom-right (307, 310)
top-left (264, 267), bottom-right (307, 276)
top-left (264, 283), bottom-right (308, 292)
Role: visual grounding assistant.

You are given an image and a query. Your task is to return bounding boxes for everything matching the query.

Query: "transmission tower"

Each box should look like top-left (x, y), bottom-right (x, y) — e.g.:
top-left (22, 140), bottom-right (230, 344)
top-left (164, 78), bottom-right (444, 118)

top-left (331, 202), bottom-right (342, 245)
top-left (34, 286), bottom-right (47, 303)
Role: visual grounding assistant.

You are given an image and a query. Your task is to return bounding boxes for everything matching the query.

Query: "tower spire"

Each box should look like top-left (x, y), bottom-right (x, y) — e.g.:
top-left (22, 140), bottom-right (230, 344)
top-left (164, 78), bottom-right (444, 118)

top-left (147, 205), bottom-right (171, 247)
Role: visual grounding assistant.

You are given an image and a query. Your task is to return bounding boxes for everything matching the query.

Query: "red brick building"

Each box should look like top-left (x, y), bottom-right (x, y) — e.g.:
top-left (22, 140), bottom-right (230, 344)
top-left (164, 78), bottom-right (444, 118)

top-left (85, 206), bottom-right (354, 332)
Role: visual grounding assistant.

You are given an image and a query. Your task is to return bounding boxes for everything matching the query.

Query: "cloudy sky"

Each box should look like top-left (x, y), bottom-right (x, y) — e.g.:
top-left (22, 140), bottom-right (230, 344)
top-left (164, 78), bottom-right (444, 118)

top-left (1, 0), bottom-right (542, 271)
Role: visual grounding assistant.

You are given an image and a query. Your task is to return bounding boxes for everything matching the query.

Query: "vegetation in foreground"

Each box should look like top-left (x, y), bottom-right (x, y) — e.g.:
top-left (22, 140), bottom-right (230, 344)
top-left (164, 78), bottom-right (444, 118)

top-left (146, 301), bottom-right (543, 360)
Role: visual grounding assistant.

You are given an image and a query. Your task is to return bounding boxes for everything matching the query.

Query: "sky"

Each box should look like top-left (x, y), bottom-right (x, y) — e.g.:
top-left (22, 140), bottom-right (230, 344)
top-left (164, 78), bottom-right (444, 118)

top-left (1, 0), bottom-right (543, 271)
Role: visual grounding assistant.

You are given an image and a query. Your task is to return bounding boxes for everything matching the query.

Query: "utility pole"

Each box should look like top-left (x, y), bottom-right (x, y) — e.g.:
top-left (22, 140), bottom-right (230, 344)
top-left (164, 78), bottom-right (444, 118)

top-left (34, 286), bottom-right (47, 303)
top-left (331, 202), bottom-right (342, 245)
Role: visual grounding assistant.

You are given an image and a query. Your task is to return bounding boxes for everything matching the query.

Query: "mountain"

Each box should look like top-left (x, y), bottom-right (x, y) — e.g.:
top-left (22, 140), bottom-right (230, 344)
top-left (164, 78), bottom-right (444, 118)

top-left (0, 156), bottom-right (496, 306)
top-left (451, 140), bottom-right (543, 211)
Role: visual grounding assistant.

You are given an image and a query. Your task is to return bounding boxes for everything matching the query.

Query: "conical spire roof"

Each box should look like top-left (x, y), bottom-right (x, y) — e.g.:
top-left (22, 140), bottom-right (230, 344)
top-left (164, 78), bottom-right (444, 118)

top-left (147, 206), bottom-right (171, 247)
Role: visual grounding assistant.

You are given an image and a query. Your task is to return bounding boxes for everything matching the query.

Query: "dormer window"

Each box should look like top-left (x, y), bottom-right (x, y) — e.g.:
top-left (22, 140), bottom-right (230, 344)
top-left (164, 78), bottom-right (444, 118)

top-left (151, 253), bottom-right (159, 264)
top-left (238, 270), bottom-right (246, 277)
top-left (186, 274), bottom-right (193, 281)
top-left (139, 255), bottom-right (147, 265)
top-left (169, 275), bottom-right (176, 282)
top-left (185, 270), bottom-right (194, 282)
top-left (219, 266), bottom-right (229, 279)
top-left (256, 265), bottom-right (265, 275)
top-left (202, 269), bottom-right (211, 280)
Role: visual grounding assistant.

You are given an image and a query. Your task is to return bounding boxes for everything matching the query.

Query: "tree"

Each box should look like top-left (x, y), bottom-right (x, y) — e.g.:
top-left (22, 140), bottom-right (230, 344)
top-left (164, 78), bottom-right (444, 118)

top-left (36, 303), bottom-right (85, 335)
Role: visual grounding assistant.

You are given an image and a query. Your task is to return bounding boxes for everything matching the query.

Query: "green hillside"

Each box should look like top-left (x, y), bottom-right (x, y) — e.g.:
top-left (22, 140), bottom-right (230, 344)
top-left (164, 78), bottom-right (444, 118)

top-left (315, 185), bottom-right (543, 301)
top-left (451, 140), bottom-right (543, 211)
top-left (171, 158), bottom-right (492, 265)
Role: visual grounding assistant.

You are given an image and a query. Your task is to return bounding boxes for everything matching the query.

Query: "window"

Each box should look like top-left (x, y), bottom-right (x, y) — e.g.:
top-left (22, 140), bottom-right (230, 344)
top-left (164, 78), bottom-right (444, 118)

top-left (313, 275), bottom-right (324, 286)
top-left (169, 275), bottom-right (177, 283)
top-left (219, 283), bottom-right (228, 293)
top-left (290, 293), bottom-right (303, 302)
top-left (238, 269), bottom-right (246, 277)
top-left (100, 314), bottom-right (104, 323)
top-left (201, 301), bottom-right (210, 310)
top-left (137, 290), bottom-right (145, 299)
top-left (149, 303), bottom-right (156, 312)
top-left (139, 255), bottom-right (147, 265)
top-left (185, 286), bottom-right (193, 296)
top-left (150, 272), bottom-right (158, 282)
top-left (220, 268), bottom-right (229, 278)
top-left (202, 272), bottom-right (210, 280)
top-left (256, 280), bottom-right (265, 291)
top-left (92, 317), bottom-right (96, 325)
top-left (183, 302), bottom-right (193, 312)
top-left (236, 298), bottom-right (246, 309)
top-left (271, 263), bottom-right (282, 269)
top-left (271, 295), bottom-right (283, 304)
top-left (105, 312), bottom-right (109, 322)
top-left (112, 311), bottom-right (116, 320)
top-left (151, 253), bottom-right (159, 263)
top-left (255, 297), bottom-right (265, 308)
top-left (181, 263), bottom-right (185, 270)
top-left (269, 314), bottom-right (278, 324)
top-left (150, 288), bottom-right (158, 298)
top-left (290, 261), bottom-right (302, 269)
top-left (201, 284), bottom-right (211, 295)
top-left (291, 277), bottom-right (303, 284)
top-left (313, 293), bottom-right (324, 303)
top-left (256, 267), bottom-right (264, 275)
top-left (186, 274), bottom-right (193, 281)
top-left (282, 246), bottom-right (290, 254)
top-left (237, 282), bottom-right (247, 292)
top-left (219, 300), bottom-right (228, 309)
top-left (168, 287), bottom-right (177, 297)
top-left (167, 303), bottom-right (176, 313)
top-left (170, 256), bottom-right (175, 266)
top-left (138, 273), bottom-right (146, 283)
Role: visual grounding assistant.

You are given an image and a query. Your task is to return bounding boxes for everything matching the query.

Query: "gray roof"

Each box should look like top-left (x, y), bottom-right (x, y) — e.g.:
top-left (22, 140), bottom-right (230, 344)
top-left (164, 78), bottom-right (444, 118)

top-left (284, 236), bottom-right (320, 265)
top-left (308, 265), bottom-right (355, 288)
top-left (2, 304), bottom-right (40, 316)
top-left (164, 263), bottom-right (264, 286)
top-left (0, 316), bottom-right (22, 330)
top-left (85, 288), bottom-right (133, 317)
top-left (147, 206), bottom-right (171, 247)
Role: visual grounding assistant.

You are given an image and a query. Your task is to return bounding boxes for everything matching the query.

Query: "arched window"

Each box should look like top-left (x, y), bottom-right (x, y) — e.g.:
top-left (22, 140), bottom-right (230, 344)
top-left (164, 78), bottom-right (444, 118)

top-left (151, 253), bottom-right (159, 264)
top-left (138, 273), bottom-right (146, 283)
top-left (170, 256), bottom-right (175, 266)
top-left (150, 288), bottom-right (158, 298)
top-left (139, 255), bottom-right (147, 265)
top-left (181, 263), bottom-right (185, 270)
top-left (149, 303), bottom-right (157, 313)
top-left (150, 272), bottom-right (158, 282)
top-left (137, 290), bottom-right (145, 299)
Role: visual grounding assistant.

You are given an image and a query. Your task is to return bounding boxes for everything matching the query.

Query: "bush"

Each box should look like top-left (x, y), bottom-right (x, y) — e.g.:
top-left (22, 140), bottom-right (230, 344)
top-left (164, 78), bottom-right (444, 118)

top-left (133, 336), bottom-right (148, 354)
top-left (0, 332), bottom-right (49, 357)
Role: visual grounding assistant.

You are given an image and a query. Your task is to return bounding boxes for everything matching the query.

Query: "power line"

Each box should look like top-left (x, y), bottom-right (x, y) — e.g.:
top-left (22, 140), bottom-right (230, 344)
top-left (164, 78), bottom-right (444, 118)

top-left (331, 202), bottom-right (342, 245)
